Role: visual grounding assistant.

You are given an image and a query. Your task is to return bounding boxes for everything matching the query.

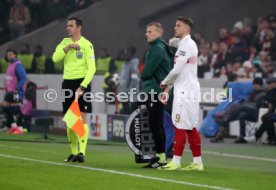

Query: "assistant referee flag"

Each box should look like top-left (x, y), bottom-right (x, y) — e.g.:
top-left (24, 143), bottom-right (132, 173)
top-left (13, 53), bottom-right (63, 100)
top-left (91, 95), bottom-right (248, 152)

top-left (63, 100), bottom-right (85, 137)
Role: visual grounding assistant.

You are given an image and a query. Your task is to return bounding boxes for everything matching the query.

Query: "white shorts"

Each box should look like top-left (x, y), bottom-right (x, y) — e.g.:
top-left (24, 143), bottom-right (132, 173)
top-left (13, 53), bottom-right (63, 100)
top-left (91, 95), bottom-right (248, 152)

top-left (172, 90), bottom-right (200, 130)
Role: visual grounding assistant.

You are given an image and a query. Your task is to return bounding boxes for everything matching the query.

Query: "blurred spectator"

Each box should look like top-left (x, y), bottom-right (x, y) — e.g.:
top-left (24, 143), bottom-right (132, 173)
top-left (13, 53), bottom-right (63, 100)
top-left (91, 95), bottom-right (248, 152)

top-left (233, 21), bottom-right (244, 33)
top-left (44, 57), bottom-right (55, 74)
top-left (241, 60), bottom-right (253, 78)
top-left (218, 28), bottom-right (232, 46)
top-left (96, 48), bottom-right (116, 75)
top-left (114, 49), bottom-right (126, 73)
top-left (8, 0), bottom-right (31, 39)
top-left (253, 17), bottom-right (270, 52)
top-left (209, 41), bottom-right (220, 69)
top-left (230, 34), bottom-right (248, 62)
top-left (213, 41), bottom-right (232, 77)
top-left (119, 46), bottom-right (140, 114)
top-left (258, 51), bottom-right (267, 63)
top-left (231, 58), bottom-right (243, 76)
top-left (252, 61), bottom-right (264, 78)
top-left (32, 44), bottom-right (46, 73)
top-left (247, 45), bottom-right (257, 62)
top-left (219, 66), bottom-right (228, 80)
top-left (18, 43), bottom-right (34, 73)
top-left (198, 46), bottom-right (210, 78)
top-left (257, 51), bottom-right (272, 77)
top-left (262, 29), bottom-right (276, 58)
top-left (242, 25), bottom-right (254, 47)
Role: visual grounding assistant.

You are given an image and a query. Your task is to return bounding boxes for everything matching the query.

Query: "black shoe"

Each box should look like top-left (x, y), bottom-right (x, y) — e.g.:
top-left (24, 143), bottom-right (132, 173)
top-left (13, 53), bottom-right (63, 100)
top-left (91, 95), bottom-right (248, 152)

top-left (234, 137), bottom-right (247, 144)
top-left (143, 157), bottom-right (167, 168)
top-left (76, 153), bottom-right (85, 163)
top-left (64, 154), bottom-right (77, 162)
top-left (143, 161), bottom-right (167, 168)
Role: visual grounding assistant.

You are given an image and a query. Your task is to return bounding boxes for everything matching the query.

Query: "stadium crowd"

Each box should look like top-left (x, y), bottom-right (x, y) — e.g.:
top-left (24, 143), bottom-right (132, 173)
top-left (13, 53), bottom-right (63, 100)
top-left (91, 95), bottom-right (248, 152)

top-left (0, 0), bottom-right (97, 44)
top-left (196, 15), bottom-right (276, 80)
top-left (1, 13), bottom-right (275, 80)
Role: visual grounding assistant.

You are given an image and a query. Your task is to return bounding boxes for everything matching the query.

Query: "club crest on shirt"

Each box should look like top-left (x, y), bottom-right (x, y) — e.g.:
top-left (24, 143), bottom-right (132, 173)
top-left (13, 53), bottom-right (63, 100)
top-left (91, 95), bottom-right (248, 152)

top-left (179, 50), bottom-right (186, 56)
top-left (76, 51), bottom-right (83, 59)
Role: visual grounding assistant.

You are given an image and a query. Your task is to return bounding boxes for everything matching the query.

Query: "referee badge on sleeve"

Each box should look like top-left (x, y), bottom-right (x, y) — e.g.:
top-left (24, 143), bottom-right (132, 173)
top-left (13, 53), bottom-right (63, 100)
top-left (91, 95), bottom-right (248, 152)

top-left (76, 51), bottom-right (83, 59)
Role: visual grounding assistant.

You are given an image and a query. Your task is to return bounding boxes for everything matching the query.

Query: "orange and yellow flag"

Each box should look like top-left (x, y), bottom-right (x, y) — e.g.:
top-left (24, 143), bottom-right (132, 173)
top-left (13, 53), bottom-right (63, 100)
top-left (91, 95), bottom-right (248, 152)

top-left (63, 100), bottom-right (84, 137)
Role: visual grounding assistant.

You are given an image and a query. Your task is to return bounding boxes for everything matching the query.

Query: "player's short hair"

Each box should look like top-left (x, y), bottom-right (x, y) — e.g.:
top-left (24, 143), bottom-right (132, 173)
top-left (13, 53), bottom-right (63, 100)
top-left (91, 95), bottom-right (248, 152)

top-left (147, 22), bottom-right (164, 31)
top-left (177, 16), bottom-right (194, 29)
top-left (68, 17), bottom-right (82, 27)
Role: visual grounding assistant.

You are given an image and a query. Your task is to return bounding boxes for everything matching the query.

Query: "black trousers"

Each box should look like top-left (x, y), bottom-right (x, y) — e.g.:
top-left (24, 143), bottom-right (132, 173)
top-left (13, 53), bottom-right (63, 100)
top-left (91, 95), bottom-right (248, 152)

top-left (255, 113), bottom-right (276, 142)
top-left (3, 106), bottom-right (23, 127)
top-left (145, 93), bottom-right (166, 154)
top-left (62, 79), bottom-right (92, 114)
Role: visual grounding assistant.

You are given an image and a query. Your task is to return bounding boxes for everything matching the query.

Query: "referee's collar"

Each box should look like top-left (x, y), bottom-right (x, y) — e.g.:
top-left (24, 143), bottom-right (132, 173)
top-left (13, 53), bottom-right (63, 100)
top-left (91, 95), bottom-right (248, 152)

top-left (71, 36), bottom-right (83, 43)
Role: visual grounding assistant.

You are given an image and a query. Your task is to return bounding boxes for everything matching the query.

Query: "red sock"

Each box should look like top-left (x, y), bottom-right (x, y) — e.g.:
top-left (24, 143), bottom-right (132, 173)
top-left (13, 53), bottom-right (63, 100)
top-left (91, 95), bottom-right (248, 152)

top-left (186, 128), bottom-right (201, 157)
top-left (173, 127), bottom-right (187, 156)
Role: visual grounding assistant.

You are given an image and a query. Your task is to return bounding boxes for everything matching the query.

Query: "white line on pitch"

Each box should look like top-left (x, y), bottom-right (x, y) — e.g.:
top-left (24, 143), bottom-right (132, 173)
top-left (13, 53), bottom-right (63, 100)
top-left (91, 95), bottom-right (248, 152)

top-left (201, 150), bottom-right (276, 162)
top-left (0, 153), bottom-right (236, 190)
top-left (1, 144), bottom-right (276, 163)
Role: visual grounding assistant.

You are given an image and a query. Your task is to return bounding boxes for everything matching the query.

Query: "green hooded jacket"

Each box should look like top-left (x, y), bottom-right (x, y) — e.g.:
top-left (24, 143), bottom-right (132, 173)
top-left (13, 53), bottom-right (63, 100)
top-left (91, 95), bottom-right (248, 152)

top-left (140, 38), bottom-right (172, 93)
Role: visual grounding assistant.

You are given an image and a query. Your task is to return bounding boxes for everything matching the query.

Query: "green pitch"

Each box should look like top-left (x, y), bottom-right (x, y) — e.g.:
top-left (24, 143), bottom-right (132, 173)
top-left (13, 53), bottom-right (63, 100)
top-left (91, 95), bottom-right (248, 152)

top-left (0, 132), bottom-right (275, 190)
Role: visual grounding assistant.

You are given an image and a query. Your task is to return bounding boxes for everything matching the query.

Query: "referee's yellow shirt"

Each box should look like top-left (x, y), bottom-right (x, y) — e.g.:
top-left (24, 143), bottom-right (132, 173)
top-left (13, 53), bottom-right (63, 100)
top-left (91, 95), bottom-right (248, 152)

top-left (52, 36), bottom-right (96, 88)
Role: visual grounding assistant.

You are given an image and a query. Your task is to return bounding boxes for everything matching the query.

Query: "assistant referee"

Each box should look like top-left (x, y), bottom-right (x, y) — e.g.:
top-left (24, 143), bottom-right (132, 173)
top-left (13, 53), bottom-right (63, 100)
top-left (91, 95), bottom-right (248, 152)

top-left (53, 17), bottom-right (96, 163)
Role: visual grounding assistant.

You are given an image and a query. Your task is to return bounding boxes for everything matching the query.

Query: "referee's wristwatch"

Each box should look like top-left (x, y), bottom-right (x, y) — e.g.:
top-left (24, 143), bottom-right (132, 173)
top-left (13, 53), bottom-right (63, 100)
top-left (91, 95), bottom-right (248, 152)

top-left (80, 86), bottom-right (86, 91)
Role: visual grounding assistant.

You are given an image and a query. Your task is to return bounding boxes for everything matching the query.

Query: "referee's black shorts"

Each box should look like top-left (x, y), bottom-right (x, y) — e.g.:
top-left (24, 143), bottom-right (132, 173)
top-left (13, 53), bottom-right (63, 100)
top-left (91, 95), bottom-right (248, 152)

top-left (62, 78), bottom-right (92, 114)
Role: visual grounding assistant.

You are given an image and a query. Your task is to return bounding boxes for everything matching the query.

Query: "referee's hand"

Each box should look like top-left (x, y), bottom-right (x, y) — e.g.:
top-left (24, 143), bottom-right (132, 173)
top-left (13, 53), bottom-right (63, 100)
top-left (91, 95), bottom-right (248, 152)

top-left (64, 44), bottom-right (80, 53)
top-left (76, 87), bottom-right (84, 99)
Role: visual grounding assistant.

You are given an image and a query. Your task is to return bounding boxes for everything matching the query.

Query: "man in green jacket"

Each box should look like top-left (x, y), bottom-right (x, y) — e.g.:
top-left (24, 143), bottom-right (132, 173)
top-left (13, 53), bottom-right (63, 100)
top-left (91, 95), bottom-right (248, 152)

top-left (140, 22), bottom-right (172, 168)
